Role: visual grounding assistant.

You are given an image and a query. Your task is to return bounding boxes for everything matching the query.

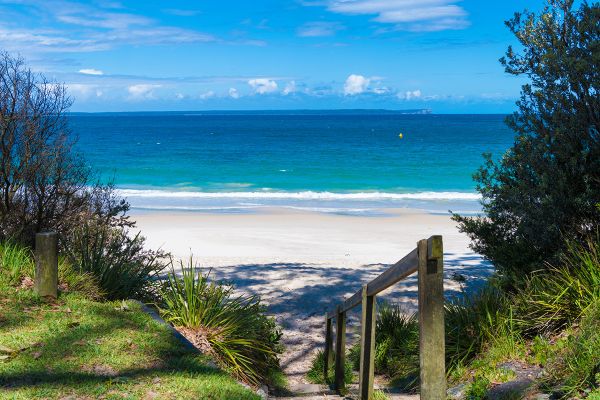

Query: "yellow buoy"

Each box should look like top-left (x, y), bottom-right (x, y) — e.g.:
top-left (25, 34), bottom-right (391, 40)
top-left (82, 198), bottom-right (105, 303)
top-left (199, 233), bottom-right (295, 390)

top-left (398, 133), bottom-right (403, 139)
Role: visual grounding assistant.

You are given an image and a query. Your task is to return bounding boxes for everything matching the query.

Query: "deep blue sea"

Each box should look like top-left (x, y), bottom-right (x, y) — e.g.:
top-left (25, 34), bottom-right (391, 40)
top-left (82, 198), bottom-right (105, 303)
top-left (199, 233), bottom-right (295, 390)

top-left (69, 111), bottom-right (515, 215)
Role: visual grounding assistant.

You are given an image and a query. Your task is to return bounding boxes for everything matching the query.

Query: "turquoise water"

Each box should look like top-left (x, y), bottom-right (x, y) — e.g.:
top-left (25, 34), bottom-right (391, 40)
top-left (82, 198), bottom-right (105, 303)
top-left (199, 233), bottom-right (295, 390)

top-left (70, 111), bottom-right (514, 214)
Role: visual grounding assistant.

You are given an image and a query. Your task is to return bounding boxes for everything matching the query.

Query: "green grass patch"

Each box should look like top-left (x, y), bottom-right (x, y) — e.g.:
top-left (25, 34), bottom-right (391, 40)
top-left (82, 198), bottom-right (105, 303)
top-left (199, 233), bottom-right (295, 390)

top-left (0, 289), bottom-right (259, 399)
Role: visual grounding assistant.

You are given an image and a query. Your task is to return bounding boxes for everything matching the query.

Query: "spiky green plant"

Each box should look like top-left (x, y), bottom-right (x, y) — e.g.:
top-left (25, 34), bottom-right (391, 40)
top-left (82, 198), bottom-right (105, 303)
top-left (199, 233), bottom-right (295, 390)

top-left (345, 302), bottom-right (419, 390)
top-left (514, 233), bottom-right (600, 336)
top-left (544, 299), bottom-right (600, 396)
top-left (306, 349), bottom-right (353, 385)
top-left (445, 285), bottom-right (510, 369)
top-left (159, 257), bottom-right (283, 385)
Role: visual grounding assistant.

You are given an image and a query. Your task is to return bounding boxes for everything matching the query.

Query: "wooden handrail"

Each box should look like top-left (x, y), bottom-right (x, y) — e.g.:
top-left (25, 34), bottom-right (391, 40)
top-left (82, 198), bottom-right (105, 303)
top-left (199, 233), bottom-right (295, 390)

top-left (323, 235), bottom-right (446, 400)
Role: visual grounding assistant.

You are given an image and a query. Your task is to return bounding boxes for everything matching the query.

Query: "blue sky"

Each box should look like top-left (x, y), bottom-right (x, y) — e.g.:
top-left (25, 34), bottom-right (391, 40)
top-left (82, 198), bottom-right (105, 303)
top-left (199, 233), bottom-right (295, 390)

top-left (0, 0), bottom-right (546, 112)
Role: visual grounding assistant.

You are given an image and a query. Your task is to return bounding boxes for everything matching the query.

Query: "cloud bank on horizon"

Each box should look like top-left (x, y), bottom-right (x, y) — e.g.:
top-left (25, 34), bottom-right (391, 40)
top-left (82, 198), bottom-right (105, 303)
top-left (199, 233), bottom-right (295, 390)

top-left (0, 0), bottom-right (542, 112)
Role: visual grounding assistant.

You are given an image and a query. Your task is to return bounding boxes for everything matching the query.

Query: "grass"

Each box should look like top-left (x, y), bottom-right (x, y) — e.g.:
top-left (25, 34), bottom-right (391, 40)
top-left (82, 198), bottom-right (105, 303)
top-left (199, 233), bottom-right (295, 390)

top-left (0, 241), bottom-right (34, 285)
top-left (158, 257), bottom-right (283, 386)
top-left (543, 298), bottom-right (600, 396)
top-left (0, 288), bottom-right (260, 399)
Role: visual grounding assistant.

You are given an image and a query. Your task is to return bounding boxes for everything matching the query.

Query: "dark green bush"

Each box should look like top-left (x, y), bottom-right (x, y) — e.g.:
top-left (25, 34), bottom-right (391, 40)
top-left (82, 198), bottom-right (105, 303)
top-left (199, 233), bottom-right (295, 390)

top-left (159, 257), bottom-right (283, 385)
top-left (66, 218), bottom-right (167, 301)
top-left (453, 1), bottom-right (600, 286)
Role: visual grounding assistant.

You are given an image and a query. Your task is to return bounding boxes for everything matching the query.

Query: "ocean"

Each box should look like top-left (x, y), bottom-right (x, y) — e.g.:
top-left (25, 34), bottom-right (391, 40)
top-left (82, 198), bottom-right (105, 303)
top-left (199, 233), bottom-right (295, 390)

top-left (70, 111), bottom-right (515, 215)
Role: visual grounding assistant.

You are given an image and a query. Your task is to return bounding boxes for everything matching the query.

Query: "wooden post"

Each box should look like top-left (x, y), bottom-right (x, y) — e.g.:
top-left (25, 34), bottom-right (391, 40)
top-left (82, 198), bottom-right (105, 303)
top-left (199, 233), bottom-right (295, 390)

top-left (359, 285), bottom-right (376, 400)
top-left (324, 315), bottom-right (334, 382)
top-left (417, 236), bottom-right (446, 399)
top-left (35, 232), bottom-right (58, 300)
top-left (334, 305), bottom-right (347, 393)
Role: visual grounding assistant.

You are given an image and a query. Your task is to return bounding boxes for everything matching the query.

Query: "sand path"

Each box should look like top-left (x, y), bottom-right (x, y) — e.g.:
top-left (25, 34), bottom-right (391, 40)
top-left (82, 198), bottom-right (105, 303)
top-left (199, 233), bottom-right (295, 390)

top-left (134, 208), bottom-right (492, 387)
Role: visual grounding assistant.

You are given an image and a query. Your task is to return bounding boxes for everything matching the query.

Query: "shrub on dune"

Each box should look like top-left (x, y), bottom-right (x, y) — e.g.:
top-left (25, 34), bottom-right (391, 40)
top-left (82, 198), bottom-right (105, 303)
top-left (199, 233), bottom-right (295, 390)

top-left (65, 218), bottom-right (167, 301)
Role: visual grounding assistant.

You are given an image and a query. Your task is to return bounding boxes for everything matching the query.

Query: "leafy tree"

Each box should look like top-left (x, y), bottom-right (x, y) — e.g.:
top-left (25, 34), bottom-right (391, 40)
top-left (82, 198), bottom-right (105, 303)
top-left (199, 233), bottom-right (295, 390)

top-left (454, 0), bottom-right (600, 284)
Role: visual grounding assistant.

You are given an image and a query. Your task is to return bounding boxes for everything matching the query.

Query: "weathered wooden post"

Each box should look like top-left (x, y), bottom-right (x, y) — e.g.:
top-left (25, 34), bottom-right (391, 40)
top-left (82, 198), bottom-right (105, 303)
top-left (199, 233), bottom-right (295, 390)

top-left (323, 315), bottom-right (334, 382)
top-left (417, 236), bottom-right (445, 399)
top-left (359, 284), bottom-right (376, 399)
top-left (35, 232), bottom-right (58, 300)
top-left (333, 305), bottom-right (347, 393)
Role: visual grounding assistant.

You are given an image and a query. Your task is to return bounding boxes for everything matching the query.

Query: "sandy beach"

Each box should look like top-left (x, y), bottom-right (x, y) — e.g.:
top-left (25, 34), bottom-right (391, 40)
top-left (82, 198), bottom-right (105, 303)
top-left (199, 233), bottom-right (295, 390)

top-left (133, 207), bottom-right (492, 386)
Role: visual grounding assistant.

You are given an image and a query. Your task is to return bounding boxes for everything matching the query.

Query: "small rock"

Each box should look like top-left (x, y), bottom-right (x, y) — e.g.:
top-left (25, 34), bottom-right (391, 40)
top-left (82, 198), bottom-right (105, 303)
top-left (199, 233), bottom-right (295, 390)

top-left (447, 383), bottom-right (467, 399)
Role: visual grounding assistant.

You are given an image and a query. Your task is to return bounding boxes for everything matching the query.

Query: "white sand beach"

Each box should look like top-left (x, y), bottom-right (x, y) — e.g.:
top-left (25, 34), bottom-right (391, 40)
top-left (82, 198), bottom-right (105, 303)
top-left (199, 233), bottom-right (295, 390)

top-left (133, 208), bottom-right (492, 385)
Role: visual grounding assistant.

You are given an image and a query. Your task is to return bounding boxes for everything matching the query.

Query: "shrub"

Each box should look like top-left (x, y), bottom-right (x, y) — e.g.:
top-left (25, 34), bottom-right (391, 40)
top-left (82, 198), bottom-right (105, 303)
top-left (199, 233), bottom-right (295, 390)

top-left (159, 257), bottom-right (283, 385)
top-left (453, 1), bottom-right (600, 286)
top-left (445, 284), bottom-right (511, 368)
top-left (514, 233), bottom-right (600, 336)
top-left (66, 218), bottom-right (167, 301)
top-left (58, 257), bottom-right (103, 300)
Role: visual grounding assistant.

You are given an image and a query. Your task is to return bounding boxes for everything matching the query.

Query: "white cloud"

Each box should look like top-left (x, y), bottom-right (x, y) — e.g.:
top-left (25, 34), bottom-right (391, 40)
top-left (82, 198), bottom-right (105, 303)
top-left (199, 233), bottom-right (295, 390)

top-left (372, 86), bottom-right (390, 95)
top-left (127, 84), bottom-right (161, 99)
top-left (400, 89), bottom-right (422, 100)
top-left (0, 1), bottom-right (218, 54)
top-left (297, 21), bottom-right (344, 37)
top-left (344, 74), bottom-right (370, 95)
top-left (79, 68), bottom-right (104, 75)
top-left (282, 81), bottom-right (297, 95)
top-left (199, 90), bottom-right (216, 99)
top-left (248, 78), bottom-right (278, 94)
top-left (311, 0), bottom-right (469, 31)
top-left (229, 88), bottom-right (240, 99)
top-left (66, 83), bottom-right (104, 99)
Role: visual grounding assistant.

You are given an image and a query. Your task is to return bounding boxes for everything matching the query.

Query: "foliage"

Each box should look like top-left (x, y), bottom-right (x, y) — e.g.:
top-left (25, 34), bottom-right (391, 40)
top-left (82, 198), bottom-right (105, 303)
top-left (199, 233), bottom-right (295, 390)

top-left (0, 241), bottom-right (33, 285)
top-left (372, 390), bottom-right (391, 400)
top-left (544, 299), bottom-right (600, 396)
top-left (465, 375), bottom-right (490, 400)
top-left (306, 349), bottom-right (353, 385)
top-left (0, 285), bottom-right (259, 399)
top-left (445, 285), bottom-right (513, 368)
top-left (372, 302), bottom-right (419, 389)
top-left (65, 218), bottom-right (167, 301)
top-left (57, 257), bottom-right (103, 300)
top-left (453, 1), bottom-right (600, 285)
top-left (158, 257), bottom-right (283, 385)
top-left (346, 303), bottom-right (419, 390)
top-left (0, 52), bottom-right (133, 249)
top-left (513, 233), bottom-right (600, 335)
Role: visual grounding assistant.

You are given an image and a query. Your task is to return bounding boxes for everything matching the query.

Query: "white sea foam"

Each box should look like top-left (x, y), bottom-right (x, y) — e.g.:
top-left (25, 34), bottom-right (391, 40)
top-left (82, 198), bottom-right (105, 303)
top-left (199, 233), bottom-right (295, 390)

top-left (116, 189), bottom-right (480, 201)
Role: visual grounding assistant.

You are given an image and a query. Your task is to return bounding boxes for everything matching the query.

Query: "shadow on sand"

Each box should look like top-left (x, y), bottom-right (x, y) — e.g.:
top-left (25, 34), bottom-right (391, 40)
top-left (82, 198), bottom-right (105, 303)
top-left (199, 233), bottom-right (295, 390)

top-left (197, 252), bottom-right (493, 384)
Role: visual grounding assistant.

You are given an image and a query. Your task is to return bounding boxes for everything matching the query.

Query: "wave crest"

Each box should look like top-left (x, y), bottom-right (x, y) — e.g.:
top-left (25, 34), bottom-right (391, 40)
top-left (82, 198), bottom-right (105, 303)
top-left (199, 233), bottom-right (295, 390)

top-left (116, 189), bottom-right (480, 201)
